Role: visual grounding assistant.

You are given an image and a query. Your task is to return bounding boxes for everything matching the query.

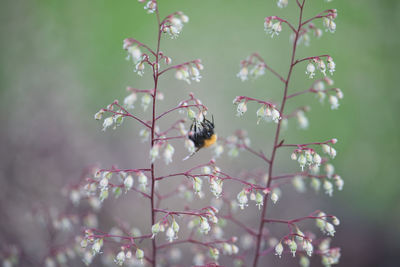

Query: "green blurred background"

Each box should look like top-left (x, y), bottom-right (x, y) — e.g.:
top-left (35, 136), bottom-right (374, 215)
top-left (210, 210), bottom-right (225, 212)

top-left (1, 0), bottom-right (399, 266)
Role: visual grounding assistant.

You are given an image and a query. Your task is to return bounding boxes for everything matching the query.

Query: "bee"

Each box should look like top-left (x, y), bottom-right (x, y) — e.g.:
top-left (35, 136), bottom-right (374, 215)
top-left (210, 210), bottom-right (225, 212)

top-left (183, 115), bottom-right (217, 160)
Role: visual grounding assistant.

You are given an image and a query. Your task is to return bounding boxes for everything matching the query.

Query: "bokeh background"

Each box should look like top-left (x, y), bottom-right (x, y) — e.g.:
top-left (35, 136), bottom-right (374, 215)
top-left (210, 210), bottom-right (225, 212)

top-left (1, 0), bottom-right (399, 266)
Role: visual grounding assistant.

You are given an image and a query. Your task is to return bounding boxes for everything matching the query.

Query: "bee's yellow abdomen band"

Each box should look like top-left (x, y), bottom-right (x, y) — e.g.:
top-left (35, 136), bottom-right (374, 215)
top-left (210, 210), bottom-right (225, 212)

top-left (204, 134), bottom-right (217, 148)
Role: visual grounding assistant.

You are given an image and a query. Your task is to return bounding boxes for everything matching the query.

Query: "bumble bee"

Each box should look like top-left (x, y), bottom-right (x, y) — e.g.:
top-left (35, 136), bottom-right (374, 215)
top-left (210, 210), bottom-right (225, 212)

top-left (183, 115), bottom-right (217, 160)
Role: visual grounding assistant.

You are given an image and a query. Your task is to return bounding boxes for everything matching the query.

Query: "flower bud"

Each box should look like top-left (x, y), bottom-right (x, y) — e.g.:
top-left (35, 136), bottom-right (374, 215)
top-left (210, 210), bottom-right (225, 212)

top-left (274, 242), bottom-right (283, 258)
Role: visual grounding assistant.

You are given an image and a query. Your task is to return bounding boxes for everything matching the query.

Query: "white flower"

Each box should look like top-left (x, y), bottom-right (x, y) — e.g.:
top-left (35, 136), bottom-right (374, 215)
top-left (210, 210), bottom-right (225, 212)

top-left (255, 191), bottom-right (264, 209)
top-left (325, 222), bottom-right (336, 236)
top-left (271, 191), bottom-right (279, 204)
top-left (185, 139), bottom-right (195, 153)
top-left (236, 102), bottom-right (247, 117)
top-left (114, 251), bottom-right (126, 266)
top-left (296, 111), bottom-right (309, 129)
top-left (127, 46), bottom-right (142, 63)
top-left (172, 219), bottom-right (180, 234)
top-left (193, 176), bottom-right (203, 195)
top-left (250, 63), bottom-right (266, 79)
top-left (323, 180), bottom-right (334, 196)
top-left (166, 227), bottom-right (175, 242)
top-left (311, 177), bottom-right (321, 192)
top-left (210, 179), bottom-right (223, 198)
top-left (271, 108), bottom-right (281, 123)
top-left (94, 110), bottom-right (104, 120)
top-left (138, 172), bottom-right (148, 191)
top-left (277, 0), bottom-right (288, 8)
top-left (324, 163), bottom-right (335, 178)
top-left (237, 67), bottom-right (249, 81)
top-left (144, 1), bottom-right (157, 14)
top-left (329, 95), bottom-right (339, 109)
top-left (334, 175), bottom-right (344, 191)
top-left (289, 240), bottom-right (297, 257)
top-left (163, 144), bottom-right (175, 165)
top-left (265, 21), bottom-right (282, 37)
top-left (124, 175), bottom-right (134, 192)
top-left (150, 145), bottom-right (160, 163)
top-left (190, 66), bottom-right (202, 82)
top-left (327, 57), bottom-right (335, 75)
top-left (300, 256), bottom-right (310, 267)
top-left (306, 63), bottom-right (316, 78)
top-left (237, 190), bottom-right (248, 209)
top-left (297, 154), bottom-right (307, 170)
top-left (141, 94), bottom-right (152, 111)
top-left (199, 217), bottom-right (211, 234)
top-left (304, 241), bottom-right (313, 257)
top-left (275, 242), bottom-right (283, 258)
top-left (317, 59), bottom-right (327, 76)
top-left (102, 117), bottom-right (114, 131)
top-left (124, 93), bottom-right (137, 109)
top-left (91, 239), bottom-right (103, 255)
top-left (292, 175), bottom-right (306, 193)
top-left (136, 248), bottom-right (144, 262)
top-left (313, 153), bottom-right (322, 166)
top-left (135, 61), bottom-right (145, 76)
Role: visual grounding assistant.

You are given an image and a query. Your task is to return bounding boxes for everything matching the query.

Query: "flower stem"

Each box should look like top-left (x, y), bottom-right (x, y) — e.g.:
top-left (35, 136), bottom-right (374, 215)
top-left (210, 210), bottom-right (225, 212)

top-left (252, 1), bottom-right (306, 266)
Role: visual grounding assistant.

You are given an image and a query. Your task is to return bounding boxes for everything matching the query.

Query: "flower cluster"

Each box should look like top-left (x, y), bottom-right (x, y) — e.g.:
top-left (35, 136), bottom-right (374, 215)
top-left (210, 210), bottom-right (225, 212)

top-left (236, 54), bottom-right (267, 81)
top-left (305, 56), bottom-right (335, 78)
top-left (264, 16), bottom-right (283, 37)
top-left (233, 96), bottom-right (281, 124)
top-left (161, 12), bottom-right (189, 39)
top-left (174, 59), bottom-right (203, 84)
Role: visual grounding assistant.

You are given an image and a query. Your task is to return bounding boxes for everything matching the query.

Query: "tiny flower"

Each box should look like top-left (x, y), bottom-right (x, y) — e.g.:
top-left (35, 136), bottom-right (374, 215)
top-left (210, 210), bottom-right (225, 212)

top-left (304, 240), bottom-right (313, 257)
top-left (288, 240), bottom-right (297, 257)
top-left (275, 242), bottom-right (283, 258)
top-left (136, 248), bottom-right (144, 262)
top-left (91, 239), bottom-right (103, 255)
top-left (332, 216), bottom-right (340, 226)
top-left (277, 0), bottom-right (288, 8)
top-left (102, 117), bottom-right (114, 131)
top-left (94, 110), bottom-right (104, 120)
top-left (135, 61), bottom-right (145, 76)
top-left (150, 145), bottom-right (160, 163)
top-left (185, 139), bottom-right (195, 153)
top-left (297, 153), bottom-right (307, 170)
top-left (271, 108), bottom-right (281, 123)
top-left (210, 179), bottom-right (223, 198)
top-left (190, 65), bottom-right (202, 82)
top-left (187, 108), bottom-right (196, 120)
top-left (291, 152), bottom-right (297, 161)
top-left (255, 191), bottom-right (264, 209)
top-left (317, 59), bottom-right (327, 76)
top-left (300, 256), bottom-right (310, 267)
top-left (325, 222), bottom-right (336, 236)
top-left (313, 153), bottom-right (322, 166)
top-left (250, 63), bottom-right (266, 79)
top-left (323, 180), bottom-right (334, 196)
top-left (193, 176), bottom-right (203, 195)
top-left (237, 67), bottom-right (249, 81)
top-left (124, 93), bottom-right (137, 109)
top-left (306, 63), bottom-right (316, 78)
top-left (144, 0), bottom-right (157, 14)
top-left (152, 222), bottom-right (160, 238)
top-left (124, 175), bottom-right (134, 192)
top-left (138, 172), bottom-right (148, 191)
top-left (172, 219), bottom-right (180, 234)
top-left (126, 45), bottom-right (142, 63)
top-left (139, 128), bottom-right (150, 142)
top-left (237, 190), bottom-right (248, 209)
top-left (114, 250), bottom-right (126, 266)
top-left (166, 227), bottom-right (175, 242)
top-left (324, 163), bottom-right (335, 178)
top-left (336, 88), bottom-right (344, 99)
top-left (333, 175), bottom-right (344, 190)
top-left (292, 175), bottom-right (306, 193)
top-left (209, 247), bottom-right (219, 261)
top-left (329, 95), bottom-right (339, 109)
top-left (199, 217), bottom-right (211, 234)
top-left (141, 94), bottom-right (152, 111)
top-left (327, 57), bottom-right (335, 75)
top-left (163, 144), bottom-right (175, 165)
top-left (271, 191), bottom-right (279, 204)
top-left (236, 102), bottom-right (247, 117)
top-left (310, 177), bottom-right (321, 192)
top-left (297, 111), bottom-right (309, 129)
top-left (175, 67), bottom-right (190, 83)
top-left (323, 17), bottom-right (336, 33)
